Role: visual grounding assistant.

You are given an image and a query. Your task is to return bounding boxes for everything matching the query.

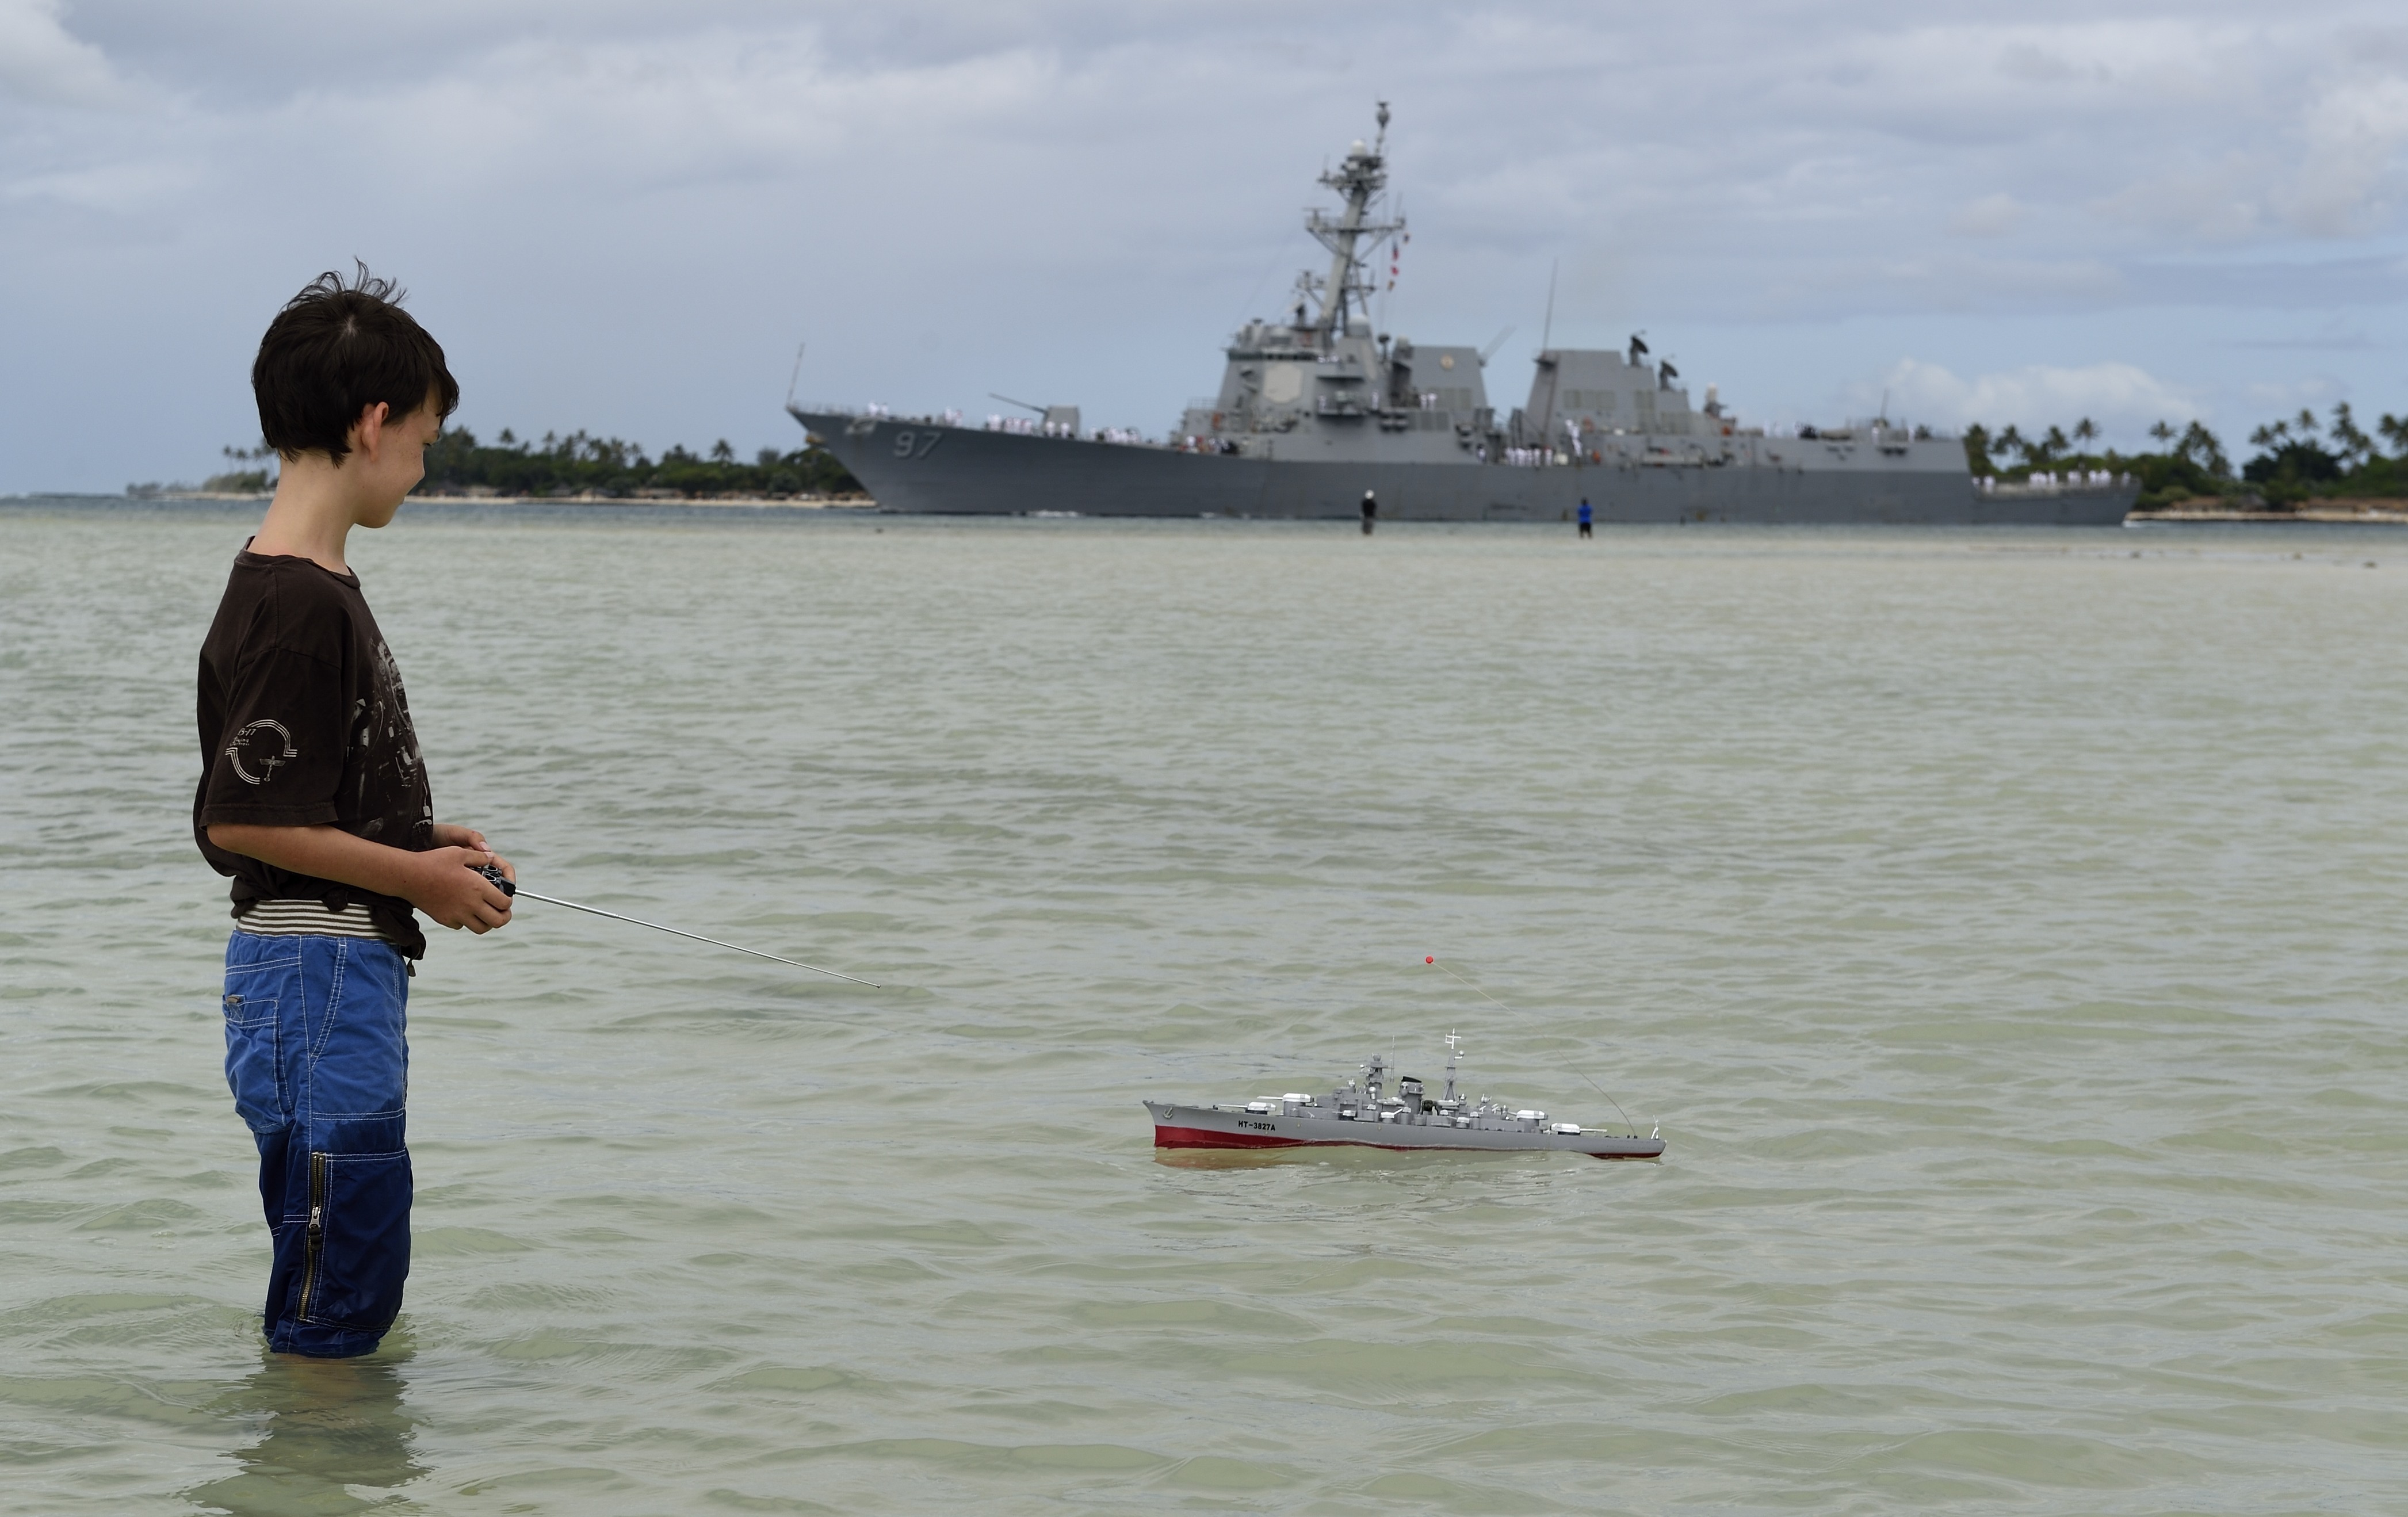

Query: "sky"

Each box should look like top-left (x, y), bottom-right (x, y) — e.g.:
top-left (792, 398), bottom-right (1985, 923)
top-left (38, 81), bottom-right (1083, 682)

top-left (4, 0), bottom-right (2407, 491)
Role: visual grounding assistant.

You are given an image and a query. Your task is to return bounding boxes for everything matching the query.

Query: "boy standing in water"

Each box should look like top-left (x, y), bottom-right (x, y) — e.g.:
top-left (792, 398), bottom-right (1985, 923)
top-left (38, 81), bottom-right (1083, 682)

top-left (196, 268), bottom-right (515, 1358)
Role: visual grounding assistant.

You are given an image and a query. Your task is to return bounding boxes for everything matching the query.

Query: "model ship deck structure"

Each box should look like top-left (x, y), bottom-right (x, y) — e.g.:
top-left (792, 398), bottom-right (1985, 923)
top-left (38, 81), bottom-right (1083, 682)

top-left (1148, 1036), bottom-right (1666, 1160)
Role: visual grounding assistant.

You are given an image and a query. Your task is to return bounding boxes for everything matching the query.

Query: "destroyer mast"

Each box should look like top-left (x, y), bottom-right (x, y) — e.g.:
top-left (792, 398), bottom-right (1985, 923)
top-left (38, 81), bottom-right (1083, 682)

top-left (1299, 100), bottom-right (1406, 344)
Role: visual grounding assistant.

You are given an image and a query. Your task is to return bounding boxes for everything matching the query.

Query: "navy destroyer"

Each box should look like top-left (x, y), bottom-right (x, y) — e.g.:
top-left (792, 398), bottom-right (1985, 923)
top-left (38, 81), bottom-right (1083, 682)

top-left (1147, 1035), bottom-right (1666, 1160)
top-left (790, 105), bottom-right (2133, 526)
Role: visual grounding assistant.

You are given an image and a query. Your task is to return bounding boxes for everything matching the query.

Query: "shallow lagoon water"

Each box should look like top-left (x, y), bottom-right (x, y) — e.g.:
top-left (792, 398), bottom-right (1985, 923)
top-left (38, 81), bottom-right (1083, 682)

top-left (3, 500), bottom-right (2405, 1514)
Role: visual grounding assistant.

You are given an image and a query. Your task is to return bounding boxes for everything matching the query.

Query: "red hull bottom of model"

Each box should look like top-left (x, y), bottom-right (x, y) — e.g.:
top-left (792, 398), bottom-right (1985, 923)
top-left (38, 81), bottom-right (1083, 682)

top-left (1151, 1124), bottom-right (1652, 1160)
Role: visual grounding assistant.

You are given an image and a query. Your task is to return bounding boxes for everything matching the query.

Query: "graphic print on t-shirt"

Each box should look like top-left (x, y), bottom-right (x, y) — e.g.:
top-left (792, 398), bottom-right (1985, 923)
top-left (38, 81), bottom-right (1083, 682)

top-left (351, 637), bottom-right (429, 845)
top-left (224, 718), bottom-right (299, 784)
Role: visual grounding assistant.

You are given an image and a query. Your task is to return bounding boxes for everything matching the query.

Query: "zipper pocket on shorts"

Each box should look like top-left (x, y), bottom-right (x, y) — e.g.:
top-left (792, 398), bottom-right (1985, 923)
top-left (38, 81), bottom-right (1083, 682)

top-left (298, 1151), bottom-right (327, 1320)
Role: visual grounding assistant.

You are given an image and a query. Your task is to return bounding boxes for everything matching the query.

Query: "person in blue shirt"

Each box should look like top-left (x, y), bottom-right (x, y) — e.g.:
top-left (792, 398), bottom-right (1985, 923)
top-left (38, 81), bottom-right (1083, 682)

top-left (1577, 498), bottom-right (1593, 539)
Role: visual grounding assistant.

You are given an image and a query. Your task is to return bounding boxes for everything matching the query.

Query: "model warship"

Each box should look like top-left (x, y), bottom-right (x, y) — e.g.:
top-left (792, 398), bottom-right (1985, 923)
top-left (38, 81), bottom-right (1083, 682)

top-left (1146, 1034), bottom-right (1665, 1160)
top-left (791, 105), bottom-right (2132, 526)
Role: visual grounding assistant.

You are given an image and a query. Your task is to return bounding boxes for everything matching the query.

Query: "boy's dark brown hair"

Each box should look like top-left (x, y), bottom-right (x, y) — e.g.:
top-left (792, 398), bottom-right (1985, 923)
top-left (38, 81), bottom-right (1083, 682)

top-left (253, 262), bottom-right (459, 463)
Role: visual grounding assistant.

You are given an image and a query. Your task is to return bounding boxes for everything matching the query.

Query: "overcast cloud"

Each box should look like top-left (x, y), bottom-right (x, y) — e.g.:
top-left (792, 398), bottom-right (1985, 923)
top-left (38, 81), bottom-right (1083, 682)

top-left (4, 0), bottom-right (2406, 490)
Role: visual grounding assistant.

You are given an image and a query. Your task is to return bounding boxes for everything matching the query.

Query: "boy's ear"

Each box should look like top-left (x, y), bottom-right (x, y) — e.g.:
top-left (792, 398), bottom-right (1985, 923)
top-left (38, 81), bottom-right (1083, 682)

top-left (345, 401), bottom-right (395, 463)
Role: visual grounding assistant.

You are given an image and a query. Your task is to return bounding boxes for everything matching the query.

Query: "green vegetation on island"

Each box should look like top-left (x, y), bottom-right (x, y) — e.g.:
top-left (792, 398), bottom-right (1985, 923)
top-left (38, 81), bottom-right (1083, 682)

top-left (412, 427), bottom-right (863, 499)
top-left (1964, 405), bottom-right (2408, 510)
top-left (199, 443), bottom-right (278, 494)
top-left (147, 429), bottom-right (864, 500)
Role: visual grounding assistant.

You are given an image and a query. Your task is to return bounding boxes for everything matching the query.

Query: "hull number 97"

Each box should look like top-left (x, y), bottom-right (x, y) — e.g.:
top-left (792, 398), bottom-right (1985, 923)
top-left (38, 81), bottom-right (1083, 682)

top-left (892, 429), bottom-right (943, 460)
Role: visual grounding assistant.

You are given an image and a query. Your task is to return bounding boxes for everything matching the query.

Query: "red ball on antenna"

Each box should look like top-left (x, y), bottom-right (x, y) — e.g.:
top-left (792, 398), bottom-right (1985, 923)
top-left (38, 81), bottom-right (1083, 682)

top-left (1425, 956), bottom-right (1435, 964)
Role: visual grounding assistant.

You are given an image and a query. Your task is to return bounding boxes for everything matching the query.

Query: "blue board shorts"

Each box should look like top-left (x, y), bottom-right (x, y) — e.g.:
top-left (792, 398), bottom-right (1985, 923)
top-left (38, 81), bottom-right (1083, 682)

top-left (221, 931), bottom-right (412, 1358)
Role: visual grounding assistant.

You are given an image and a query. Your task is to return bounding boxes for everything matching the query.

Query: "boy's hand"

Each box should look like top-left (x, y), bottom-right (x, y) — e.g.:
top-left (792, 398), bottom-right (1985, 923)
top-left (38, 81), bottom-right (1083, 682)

top-left (206, 821), bottom-right (518, 935)
top-left (408, 846), bottom-right (515, 933)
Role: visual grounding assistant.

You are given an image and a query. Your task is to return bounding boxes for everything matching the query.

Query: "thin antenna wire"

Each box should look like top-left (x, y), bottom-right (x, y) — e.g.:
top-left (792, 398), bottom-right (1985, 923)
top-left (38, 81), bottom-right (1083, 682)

top-left (785, 341), bottom-right (807, 409)
top-left (1540, 258), bottom-right (1558, 353)
top-left (1423, 956), bottom-right (1637, 1132)
top-left (1232, 240), bottom-right (1291, 331)
top-left (510, 887), bottom-right (880, 987)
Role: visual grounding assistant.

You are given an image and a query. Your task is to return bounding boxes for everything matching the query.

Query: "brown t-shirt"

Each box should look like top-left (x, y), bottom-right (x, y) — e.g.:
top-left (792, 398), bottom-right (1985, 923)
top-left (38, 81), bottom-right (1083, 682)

top-left (194, 547), bottom-right (434, 957)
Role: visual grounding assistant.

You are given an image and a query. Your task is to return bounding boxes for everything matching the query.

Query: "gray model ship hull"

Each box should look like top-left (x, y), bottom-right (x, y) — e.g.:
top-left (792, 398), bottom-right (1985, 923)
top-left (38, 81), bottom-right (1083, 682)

top-left (793, 410), bottom-right (2133, 526)
top-left (1146, 1100), bottom-right (1665, 1159)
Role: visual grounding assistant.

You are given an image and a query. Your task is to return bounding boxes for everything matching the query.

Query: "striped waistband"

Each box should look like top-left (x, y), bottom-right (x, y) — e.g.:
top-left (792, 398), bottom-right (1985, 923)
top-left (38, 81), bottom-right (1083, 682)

top-left (234, 899), bottom-right (398, 943)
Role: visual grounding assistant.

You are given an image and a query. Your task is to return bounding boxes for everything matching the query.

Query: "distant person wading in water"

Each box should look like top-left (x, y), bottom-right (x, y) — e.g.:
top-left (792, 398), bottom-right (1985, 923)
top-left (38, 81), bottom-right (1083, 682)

top-left (1361, 490), bottom-right (1378, 536)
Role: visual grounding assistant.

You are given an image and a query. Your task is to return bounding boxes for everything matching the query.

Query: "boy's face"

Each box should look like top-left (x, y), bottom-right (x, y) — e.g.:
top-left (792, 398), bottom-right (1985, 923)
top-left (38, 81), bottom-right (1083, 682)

top-left (353, 396), bottom-right (444, 528)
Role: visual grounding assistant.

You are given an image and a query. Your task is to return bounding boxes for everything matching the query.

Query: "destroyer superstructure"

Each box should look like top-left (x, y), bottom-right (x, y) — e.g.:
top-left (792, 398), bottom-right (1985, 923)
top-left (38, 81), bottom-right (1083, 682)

top-left (791, 105), bottom-right (2132, 526)
top-left (1147, 1034), bottom-right (1666, 1160)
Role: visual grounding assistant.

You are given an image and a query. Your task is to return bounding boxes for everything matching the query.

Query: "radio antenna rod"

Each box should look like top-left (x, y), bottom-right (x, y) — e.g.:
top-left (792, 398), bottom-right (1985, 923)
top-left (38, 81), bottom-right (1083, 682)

top-left (475, 868), bottom-right (880, 987)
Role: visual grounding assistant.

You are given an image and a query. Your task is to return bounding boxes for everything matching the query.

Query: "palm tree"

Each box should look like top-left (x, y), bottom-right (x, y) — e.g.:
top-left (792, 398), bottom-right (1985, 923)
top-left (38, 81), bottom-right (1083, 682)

top-left (1963, 422), bottom-right (1995, 473)
top-left (1996, 424), bottom-right (2028, 467)
top-left (2149, 420), bottom-right (2176, 448)
top-left (2073, 418), bottom-right (2100, 450)
top-left (2380, 413), bottom-right (2408, 458)
top-left (2294, 408), bottom-right (2320, 438)
top-left (2328, 402), bottom-right (2373, 464)
top-left (2178, 422), bottom-right (2230, 476)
